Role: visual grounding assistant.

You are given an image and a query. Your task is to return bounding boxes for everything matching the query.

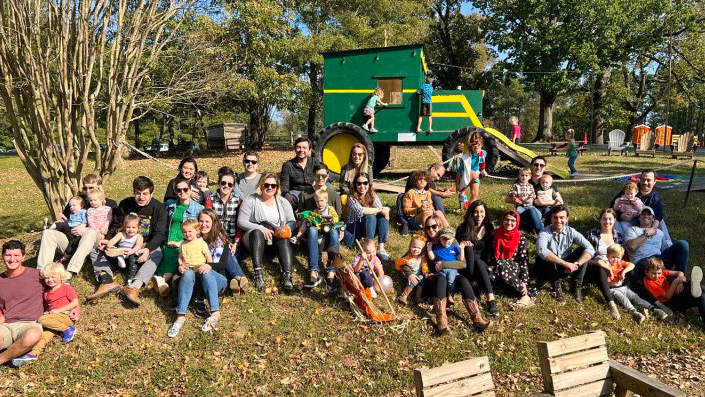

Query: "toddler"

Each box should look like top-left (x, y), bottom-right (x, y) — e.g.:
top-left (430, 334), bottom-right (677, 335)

top-left (456, 131), bottom-right (487, 208)
top-left (534, 174), bottom-right (563, 217)
top-left (565, 128), bottom-right (579, 177)
top-left (362, 88), bottom-right (388, 132)
top-left (50, 195), bottom-right (87, 260)
top-left (196, 170), bottom-right (213, 208)
top-left (105, 213), bottom-right (144, 280)
top-left (178, 219), bottom-right (213, 269)
top-left (14, 263), bottom-right (79, 365)
top-left (427, 227), bottom-right (466, 295)
top-left (352, 238), bottom-right (385, 298)
top-left (612, 182), bottom-right (644, 231)
top-left (599, 244), bottom-right (667, 322)
top-left (86, 190), bottom-right (112, 240)
top-left (510, 116), bottom-right (521, 144)
top-left (509, 167), bottom-right (537, 215)
top-left (395, 234), bottom-right (429, 305)
top-left (643, 258), bottom-right (705, 327)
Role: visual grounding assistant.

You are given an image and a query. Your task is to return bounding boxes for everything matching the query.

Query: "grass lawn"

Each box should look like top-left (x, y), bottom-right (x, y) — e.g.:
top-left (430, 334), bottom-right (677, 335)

top-left (1, 148), bottom-right (704, 396)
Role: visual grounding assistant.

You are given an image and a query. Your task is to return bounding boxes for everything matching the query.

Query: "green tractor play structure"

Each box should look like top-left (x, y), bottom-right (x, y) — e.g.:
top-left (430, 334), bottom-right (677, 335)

top-left (314, 44), bottom-right (561, 177)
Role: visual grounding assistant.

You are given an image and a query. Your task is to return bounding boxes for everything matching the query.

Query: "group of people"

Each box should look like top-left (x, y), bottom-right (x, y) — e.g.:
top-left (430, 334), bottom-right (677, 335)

top-left (1, 134), bottom-right (702, 368)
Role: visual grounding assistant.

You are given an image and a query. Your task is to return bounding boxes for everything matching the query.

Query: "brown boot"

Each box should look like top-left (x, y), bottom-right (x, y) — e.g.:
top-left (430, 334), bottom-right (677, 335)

top-left (397, 286), bottom-right (413, 305)
top-left (414, 285), bottom-right (424, 303)
top-left (86, 282), bottom-right (121, 302)
top-left (464, 299), bottom-right (492, 331)
top-left (433, 298), bottom-right (450, 334)
top-left (122, 286), bottom-right (141, 306)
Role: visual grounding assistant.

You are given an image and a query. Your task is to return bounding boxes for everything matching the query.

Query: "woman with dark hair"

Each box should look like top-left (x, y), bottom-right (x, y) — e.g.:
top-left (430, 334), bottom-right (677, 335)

top-left (211, 167), bottom-right (242, 249)
top-left (423, 215), bottom-right (492, 334)
top-left (237, 173), bottom-right (296, 291)
top-left (343, 172), bottom-right (390, 260)
top-left (488, 210), bottom-right (533, 307)
top-left (339, 143), bottom-right (372, 195)
top-left (455, 200), bottom-right (498, 316)
top-left (164, 157), bottom-right (204, 204)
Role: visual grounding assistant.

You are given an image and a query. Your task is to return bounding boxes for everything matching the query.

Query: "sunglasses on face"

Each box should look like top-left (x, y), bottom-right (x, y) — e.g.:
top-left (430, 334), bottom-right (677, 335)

top-left (220, 181), bottom-right (234, 187)
top-left (425, 224), bottom-right (439, 230)
top-left (356, 181), bottom-right (369, 186)
top-left (175, 187), bottom-right (190, 193)
top-left (244, 159), bottom-right (258, 165)
top-left (315, 174), bottom-right (328, 179)
top-left (263, 183), bottom-right (278, 190)
top-left (533, 163), bottom-right (546, 168)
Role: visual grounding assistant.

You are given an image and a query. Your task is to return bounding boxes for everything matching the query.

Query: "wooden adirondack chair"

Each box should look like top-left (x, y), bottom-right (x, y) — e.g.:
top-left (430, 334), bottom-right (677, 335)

top-left (606, 129), bottom-right (628, 156)
top-left (414, 356), bottom-right (496, 397)
top-left (537, 332), bottom-right (685, 397)
top-left (634, 131), bottom-right (656, 157)
top-left (671, 132), bottom-right (696, 159)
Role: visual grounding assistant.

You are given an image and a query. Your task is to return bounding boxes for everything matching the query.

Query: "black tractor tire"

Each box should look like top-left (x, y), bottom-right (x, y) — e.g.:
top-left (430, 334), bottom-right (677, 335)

top-left (441, 126), bottom-right (499, 174)
top-left (313, 122), bottom-right (375, 181)
top-left (372, 143), bottom-right (391, 175)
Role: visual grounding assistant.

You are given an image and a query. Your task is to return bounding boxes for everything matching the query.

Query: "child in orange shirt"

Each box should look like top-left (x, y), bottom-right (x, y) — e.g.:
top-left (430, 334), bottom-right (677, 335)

top-left (598, 244), bottom-right (667, 322)
top-left (395, 234), bottom-right (429, 305)
top-left (643, 258), bottom-right (704, 327)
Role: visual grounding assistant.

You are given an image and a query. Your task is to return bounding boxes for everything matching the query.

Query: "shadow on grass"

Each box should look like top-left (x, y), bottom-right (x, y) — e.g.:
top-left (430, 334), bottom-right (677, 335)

top-left (0, 213), bottom-right (45, 239)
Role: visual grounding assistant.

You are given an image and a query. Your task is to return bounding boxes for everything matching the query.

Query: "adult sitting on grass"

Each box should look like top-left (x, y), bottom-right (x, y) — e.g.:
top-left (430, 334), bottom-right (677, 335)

top-left (343, 172), bottom-right (391, 261)
top-left (584, 208), bottom-right (626, 319)
top-left (238, 151), bottom-right (262, 198)
top-left (339, 143), bottom-right (372, 196)
top-left (211, 167), bottom-right (242, 253)
top-left (199, 209), bottom-right (247, 293)
top-left (535, 205), bottom-right (595, 304)
top-left (488, 210), bottom-right (533, 308)
top-left (398, 162), bottom-right (453, 235)
top-left (152, 178), bottom-right (205, 296)
top-left (237, 173), bottom-right (296, 292)
top-left (280, 137), bottom-right (318, 211)
top-left (88, 176), bottom-right (167, 306)
top-left (611, 169), bottom-right (672, 244)
top-left (402, 170), bottom-right (449, 233)
top-left (1, 240), bottom-right (78, 367)
top-left (504, 156), bottom-right (557, 233)
top-left (37, 173), bottom-right (118, 280)
top-left (163, 157), bottom-right (204, 205)
top-left (299, 163), bottom-right (342, 291)
top-left (455, 200), bottom-right (499, 316)
top-left (625, 206), bottom-right (689, 279)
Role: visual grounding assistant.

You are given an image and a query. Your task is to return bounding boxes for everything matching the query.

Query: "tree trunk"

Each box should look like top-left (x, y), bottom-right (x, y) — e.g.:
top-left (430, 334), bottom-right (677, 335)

top-left (590, 68), bottom-right (611, 144)
top-left (247, 102), bottom-right (271, 150)
top-left (134, 116), bottom-right (141, 149)
top-left (307, 62), bottom-right (320, 141)
top-left (534, 91), bottom-right (557, 142)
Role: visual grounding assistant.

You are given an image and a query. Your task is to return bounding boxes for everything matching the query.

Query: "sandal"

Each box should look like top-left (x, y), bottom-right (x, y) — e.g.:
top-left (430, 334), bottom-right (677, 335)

top-left (512, 296), bottom-right (535, 308)
top-left (167, 320), bottom-right (184, 338)
top-left (201, 316), bottom-right (219, 332)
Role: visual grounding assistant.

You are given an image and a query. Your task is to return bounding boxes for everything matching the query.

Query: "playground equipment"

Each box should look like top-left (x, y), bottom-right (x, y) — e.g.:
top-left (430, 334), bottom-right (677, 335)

top-left (314, 44), bottom-right (558, 177)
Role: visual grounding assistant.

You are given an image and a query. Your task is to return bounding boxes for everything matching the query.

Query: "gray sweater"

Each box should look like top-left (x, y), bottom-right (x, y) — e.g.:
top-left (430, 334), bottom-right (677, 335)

top-left (237, 194), bottom-right (295, 247)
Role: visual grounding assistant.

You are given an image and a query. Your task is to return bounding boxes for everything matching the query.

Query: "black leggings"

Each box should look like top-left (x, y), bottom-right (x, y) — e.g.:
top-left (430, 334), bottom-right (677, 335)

top-left (248, 229), bottom-right (293, 274)
top-left (463, 246), bottom-right (494, 295)
top-left (581, 263), bottom-right (612, 303)
top-left (667, 284), bottom-right (705, 325)
top-left (434, 273), bottom-right (476, 301)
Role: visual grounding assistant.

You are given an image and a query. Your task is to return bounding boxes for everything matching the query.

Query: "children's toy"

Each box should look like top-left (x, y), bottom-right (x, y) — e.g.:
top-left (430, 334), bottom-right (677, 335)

top-left (374, 275), bottom-right (394, 294)
top-left (105, 248), bottom-right (126, 257)
top-left (331, 254), bottom-right (396, 322)
top-left (298, 210), bottom-right (345, 232)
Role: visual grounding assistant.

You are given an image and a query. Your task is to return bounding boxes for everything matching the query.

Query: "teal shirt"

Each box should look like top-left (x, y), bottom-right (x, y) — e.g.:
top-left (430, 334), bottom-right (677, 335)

top-left (567, 139), bottom-right (578, 157)
top-left (366, 95), bottom-right (380, 108)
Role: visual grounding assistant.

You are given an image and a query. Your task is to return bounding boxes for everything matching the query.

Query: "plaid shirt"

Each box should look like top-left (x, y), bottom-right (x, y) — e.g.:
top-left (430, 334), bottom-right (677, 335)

top-left (510, 182), bottom-right (536, 203)
top-left (211, 191), bottom-right (241, 241)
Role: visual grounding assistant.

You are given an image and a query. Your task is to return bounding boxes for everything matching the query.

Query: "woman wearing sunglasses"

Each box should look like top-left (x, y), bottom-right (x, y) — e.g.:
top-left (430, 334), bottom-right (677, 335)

top-left (164, 157), bottom-right (205, 205)
top-left (343, 172), bottom-right (390, 260)
top-left (154, 178), bottom-right (205, 295)
top-left (238, 173), bottom-right (296, 292)
top-left (339, 143), bottom-right (372, 195)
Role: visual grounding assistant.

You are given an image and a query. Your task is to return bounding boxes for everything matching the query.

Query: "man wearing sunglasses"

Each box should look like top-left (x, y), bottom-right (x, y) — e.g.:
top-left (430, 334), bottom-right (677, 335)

top-left (36, 174), bottom-right (118, 279)
top-left (504, 156), bottom-right (557, 233)
top-left (87, 176), bottom-right (167, 305)
top-left (238, 151), bottom-right (262, 198)
top-left (280, 137), bottom-right (319, 211)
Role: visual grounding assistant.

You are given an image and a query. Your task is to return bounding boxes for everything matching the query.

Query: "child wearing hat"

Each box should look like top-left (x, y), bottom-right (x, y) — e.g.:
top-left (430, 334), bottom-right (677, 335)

top-left (427, 227), bottom-right (467, 294)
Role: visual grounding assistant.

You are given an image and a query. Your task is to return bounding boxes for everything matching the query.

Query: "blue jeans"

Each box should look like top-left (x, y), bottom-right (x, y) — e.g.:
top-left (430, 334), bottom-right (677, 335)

top-left (306, 227), bottom-right (340, 272)
top-left (225, 254), bottom-right (244, 278)
top-left (176, 269), bottom-right (228, 315)
top-left (635, 240), bottom-right (690, 278)
top-left (516, 205), bottom-right (544, 232)
top-left (568, 154), bottom-right (578, 174)
top-left (344, 214), bottom-right (389, 247)
top-left (431, 194), bottom-right (446, 215)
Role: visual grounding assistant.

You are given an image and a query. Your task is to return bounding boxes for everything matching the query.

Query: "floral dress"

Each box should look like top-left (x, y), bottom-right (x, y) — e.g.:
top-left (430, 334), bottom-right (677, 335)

top-left (488, 235), bottom-right (534, 296)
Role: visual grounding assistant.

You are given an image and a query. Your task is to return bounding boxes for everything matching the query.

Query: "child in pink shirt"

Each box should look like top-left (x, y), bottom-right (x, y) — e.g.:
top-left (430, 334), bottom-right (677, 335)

top-left (86, 190), bottom-right (112, 239)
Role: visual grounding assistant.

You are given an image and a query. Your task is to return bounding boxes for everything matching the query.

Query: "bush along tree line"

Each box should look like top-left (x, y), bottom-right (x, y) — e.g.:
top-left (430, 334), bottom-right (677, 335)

top-left (0, 0), bottom-right (704, 219)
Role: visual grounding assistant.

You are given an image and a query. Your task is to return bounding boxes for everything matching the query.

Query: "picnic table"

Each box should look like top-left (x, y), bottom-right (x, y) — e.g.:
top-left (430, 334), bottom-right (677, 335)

top-left (549, 141), bottom-right (588, 156)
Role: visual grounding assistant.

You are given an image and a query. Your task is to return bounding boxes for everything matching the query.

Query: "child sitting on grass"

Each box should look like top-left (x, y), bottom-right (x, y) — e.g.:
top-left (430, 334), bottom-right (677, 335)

top-left (403, 170), bottom-right (449, 231)
top-left (12, 263), bottom-right (79, 367)
top-left (643, 258), bottom-right (704, 327)
top-left (427, 227), bottom-right (467, 303)
top-left (395, 234), bottom-right (429, 305)
top-left (352, 238), bottom-right (385, 298)
top-left (86, 190), bottom-right (112, 240)
top-left (509, 167), bottom-right (537, 217)
top-left (104, 213), bottom-right (144, 280)
top-left (178, 219), bottom-right (213, 270)
top-left (598, 244), bottom-right (668, 322)
top-left (49, 195), bottom-right (87, 262)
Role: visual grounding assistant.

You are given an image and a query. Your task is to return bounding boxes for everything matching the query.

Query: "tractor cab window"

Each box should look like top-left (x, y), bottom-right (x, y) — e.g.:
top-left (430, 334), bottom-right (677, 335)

top-left (376, 78), bottom-right (402, 105)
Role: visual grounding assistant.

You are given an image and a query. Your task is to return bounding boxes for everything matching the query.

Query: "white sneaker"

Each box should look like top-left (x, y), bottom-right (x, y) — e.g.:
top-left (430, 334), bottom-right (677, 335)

top-left (370, 128), bottom-right (378, 133)
top-left (152, 275), bottom-right (169, 296)
top-left (570, 172), bottom-right (579, 177)
top-left (370, 288), bottom-right (378, 298)
top-left (116, 256), bottom-right (126, 269)
top-left (690, 266), bottom-right (703, 298)
top-left (362, 124), bottom-right (369, 131)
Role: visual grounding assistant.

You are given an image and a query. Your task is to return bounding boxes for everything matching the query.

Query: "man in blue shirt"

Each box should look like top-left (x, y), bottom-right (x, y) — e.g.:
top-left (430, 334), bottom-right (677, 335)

top-left (536, 205), bottom-right (595, 304)
top-left (416, 76), bottom-right (434, 133)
